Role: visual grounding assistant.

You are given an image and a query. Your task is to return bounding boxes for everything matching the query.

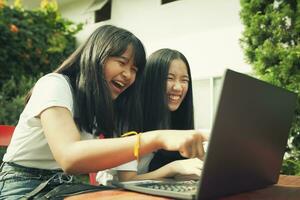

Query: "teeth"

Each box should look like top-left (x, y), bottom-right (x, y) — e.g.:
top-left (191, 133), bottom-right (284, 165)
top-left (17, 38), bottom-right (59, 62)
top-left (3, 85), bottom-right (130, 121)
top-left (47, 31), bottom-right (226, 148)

top-left (115, 81), bottom-right (125, 87)
top-left (169, 95), bottom-right (180, 101)
top-left (113, 80), bottom-right (125, 88)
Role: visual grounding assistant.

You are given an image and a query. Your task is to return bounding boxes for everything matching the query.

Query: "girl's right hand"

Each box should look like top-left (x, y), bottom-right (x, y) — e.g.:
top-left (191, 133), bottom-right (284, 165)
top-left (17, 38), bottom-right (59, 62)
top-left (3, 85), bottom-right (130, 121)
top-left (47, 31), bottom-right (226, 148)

top-left (157, 130), bottom-right (208, 160)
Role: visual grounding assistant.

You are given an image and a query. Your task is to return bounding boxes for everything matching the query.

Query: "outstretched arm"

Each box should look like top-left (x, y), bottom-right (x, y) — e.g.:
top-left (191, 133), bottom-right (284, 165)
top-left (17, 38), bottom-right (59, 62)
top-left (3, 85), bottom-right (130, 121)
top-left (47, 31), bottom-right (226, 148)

top-left (41, 106), bottom-right (207, 174)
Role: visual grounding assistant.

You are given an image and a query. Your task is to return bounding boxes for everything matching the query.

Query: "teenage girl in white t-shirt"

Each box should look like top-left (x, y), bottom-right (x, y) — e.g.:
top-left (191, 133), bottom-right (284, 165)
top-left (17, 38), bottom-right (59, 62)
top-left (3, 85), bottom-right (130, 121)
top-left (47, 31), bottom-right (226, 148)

top-left (0, 25), bottom-right (207, 199)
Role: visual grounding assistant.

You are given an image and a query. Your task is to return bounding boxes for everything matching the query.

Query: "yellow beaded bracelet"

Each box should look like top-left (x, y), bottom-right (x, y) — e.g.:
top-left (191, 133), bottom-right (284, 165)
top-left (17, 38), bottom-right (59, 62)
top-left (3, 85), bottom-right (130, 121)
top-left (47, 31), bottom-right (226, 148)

top-left (121, 131), bottom-right (140, 161)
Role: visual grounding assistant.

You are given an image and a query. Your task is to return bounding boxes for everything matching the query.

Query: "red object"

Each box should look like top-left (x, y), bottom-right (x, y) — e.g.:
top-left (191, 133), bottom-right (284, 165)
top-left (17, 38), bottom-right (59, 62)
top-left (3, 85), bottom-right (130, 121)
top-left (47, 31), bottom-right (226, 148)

top-left (99, 134), bottom-right (105, 139)
top-left (89, 172), bottom-right (98, 185)
top-left (88, 133), bottom-right (105, 185)
top-left (0, 125), bottom-right (15, 147)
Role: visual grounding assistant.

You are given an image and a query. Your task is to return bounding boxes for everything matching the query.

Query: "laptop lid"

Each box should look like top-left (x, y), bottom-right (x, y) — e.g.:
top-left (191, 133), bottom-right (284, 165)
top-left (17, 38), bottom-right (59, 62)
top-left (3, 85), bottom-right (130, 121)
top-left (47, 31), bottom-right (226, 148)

top-left (197, 69), bottom-right (297, 199)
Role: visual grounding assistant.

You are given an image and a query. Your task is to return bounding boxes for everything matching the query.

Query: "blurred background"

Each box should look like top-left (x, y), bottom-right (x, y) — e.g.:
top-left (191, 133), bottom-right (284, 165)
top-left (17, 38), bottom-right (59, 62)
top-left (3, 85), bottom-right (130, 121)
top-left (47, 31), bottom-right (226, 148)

top-left (1, 0), bottom-right (299, 175)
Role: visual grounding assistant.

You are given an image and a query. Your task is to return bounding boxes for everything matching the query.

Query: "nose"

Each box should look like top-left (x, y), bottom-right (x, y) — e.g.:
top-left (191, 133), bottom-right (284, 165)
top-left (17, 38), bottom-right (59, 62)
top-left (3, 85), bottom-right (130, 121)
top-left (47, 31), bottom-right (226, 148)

top-left (122, 66), bottom-right (132, 80)
top-left (172, 80), bottom-right (183, 91)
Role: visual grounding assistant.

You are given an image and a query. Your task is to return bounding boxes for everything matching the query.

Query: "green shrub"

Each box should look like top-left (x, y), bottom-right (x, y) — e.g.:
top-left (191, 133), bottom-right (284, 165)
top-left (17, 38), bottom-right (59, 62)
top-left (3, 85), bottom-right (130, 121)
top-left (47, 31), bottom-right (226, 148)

top-left (0, 0), bottom-right (82, 125)
top-left (240, 0), bottom-right (300, 175)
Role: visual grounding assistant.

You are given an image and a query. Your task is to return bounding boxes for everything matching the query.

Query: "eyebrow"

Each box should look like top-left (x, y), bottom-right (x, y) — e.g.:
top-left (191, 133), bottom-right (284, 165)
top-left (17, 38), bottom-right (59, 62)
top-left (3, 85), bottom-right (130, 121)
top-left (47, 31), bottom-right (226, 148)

top-left (168, 73), bottom-right (189, 79)
top-left (116, 56), bottom-right (129, 62)
top-left (116, 56), bottom-right (137, 69)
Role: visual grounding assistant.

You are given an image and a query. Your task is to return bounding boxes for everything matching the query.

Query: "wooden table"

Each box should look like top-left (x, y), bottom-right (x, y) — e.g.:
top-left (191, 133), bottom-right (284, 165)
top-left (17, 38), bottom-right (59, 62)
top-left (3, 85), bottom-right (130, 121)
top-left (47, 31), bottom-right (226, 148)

top-left (65, 175), bottom-right (300, 200)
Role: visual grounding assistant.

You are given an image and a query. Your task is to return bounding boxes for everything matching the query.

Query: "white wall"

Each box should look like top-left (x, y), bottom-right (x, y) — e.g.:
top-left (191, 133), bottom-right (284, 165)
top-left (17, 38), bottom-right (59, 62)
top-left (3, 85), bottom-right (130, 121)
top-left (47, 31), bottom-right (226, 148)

top-left (121, 0), bottom-right (251, 78)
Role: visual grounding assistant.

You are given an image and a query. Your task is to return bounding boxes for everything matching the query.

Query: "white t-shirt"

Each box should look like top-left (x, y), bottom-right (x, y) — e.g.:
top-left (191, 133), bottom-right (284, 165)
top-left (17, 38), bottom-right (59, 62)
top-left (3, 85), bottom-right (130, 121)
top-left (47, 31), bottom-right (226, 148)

top-left (3, 73), bottom-right (94, 169)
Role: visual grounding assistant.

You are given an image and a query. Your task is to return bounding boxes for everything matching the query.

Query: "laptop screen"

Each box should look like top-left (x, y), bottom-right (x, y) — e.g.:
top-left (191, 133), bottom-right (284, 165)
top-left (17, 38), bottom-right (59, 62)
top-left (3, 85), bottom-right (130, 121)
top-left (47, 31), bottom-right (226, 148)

top-left (197, 69), bottom-right (297, 199)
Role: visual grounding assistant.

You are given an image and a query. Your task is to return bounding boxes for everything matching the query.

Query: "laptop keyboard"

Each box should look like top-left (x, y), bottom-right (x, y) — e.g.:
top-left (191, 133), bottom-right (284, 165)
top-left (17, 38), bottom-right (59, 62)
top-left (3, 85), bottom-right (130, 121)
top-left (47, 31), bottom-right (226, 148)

top-left (136, 180), bottom-right (198, 193)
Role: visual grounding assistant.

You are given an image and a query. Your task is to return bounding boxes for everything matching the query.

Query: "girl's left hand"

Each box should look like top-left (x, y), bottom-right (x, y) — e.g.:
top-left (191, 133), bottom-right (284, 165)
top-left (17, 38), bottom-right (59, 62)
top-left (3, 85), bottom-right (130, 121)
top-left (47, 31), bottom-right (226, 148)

top-left (168, 158), bottom-right (204, 178)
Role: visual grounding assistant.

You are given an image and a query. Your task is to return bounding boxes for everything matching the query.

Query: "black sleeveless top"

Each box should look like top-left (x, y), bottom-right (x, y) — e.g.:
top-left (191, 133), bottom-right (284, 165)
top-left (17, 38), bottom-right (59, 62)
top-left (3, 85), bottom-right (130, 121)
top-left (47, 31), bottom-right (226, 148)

top-left (148, 150), bottom-right (186, 172)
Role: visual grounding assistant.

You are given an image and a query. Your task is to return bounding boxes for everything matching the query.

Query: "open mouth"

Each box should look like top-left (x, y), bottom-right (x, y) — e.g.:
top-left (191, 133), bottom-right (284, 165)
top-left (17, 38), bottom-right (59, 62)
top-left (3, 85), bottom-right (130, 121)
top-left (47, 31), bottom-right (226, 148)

top-left (169, 94), bottom-right (181, 102)
top-left (112, 80), bottom-right (125, 90)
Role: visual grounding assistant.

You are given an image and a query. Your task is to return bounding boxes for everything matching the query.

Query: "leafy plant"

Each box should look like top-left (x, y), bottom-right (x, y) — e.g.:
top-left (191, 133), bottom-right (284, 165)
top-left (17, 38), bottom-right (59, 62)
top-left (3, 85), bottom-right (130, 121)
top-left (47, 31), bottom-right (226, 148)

top-left (0, 0), bottom-right (82, 125)
top-left (240, 0), bottom-right (300, 175)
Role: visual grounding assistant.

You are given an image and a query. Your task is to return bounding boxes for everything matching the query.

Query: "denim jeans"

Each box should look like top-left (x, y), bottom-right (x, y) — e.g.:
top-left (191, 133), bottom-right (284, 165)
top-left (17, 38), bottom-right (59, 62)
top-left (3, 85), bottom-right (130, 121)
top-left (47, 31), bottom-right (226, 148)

top-left (0, 162), bottom-right (73, 200)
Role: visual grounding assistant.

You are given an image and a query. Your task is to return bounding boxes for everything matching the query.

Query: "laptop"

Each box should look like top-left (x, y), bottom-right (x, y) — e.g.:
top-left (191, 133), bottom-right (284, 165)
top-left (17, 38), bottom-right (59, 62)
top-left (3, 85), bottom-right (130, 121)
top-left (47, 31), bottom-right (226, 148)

top-left (112, 69), bottom-right (297, 200)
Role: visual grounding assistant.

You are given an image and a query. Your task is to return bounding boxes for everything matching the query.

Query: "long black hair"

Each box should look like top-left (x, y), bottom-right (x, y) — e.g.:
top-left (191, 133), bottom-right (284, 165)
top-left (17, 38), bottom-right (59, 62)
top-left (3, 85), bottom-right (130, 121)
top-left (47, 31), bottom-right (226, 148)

top-left (142, 48), bottom-right (194, 131)
top-left (142, 48), bottom-right (194, 171)
top-left (26, 25), bottom-right (146, 138)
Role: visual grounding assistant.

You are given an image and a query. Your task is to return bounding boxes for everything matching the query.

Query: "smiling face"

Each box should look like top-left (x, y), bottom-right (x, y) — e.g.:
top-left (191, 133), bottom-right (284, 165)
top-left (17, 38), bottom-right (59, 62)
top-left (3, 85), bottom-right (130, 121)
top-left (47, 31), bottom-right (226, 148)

top-left (103, 45), bottom-right (138, 100)
top-left (166, 59), bottom-right (190, 111)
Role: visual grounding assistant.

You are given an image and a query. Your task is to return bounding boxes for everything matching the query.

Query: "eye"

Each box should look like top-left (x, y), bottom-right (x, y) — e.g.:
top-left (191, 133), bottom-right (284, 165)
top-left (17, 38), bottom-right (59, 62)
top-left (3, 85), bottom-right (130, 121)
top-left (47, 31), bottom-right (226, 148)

top-left (167, 76), bottom-right (174, 80)
top-left (118, 60), bottom-right (126, 66)
top-left (182, 79), bottom-right (190, 83)
top-left (113, 56), bottom-right (128, 66)
top-left (131, 67), bottom-right (138, 73)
